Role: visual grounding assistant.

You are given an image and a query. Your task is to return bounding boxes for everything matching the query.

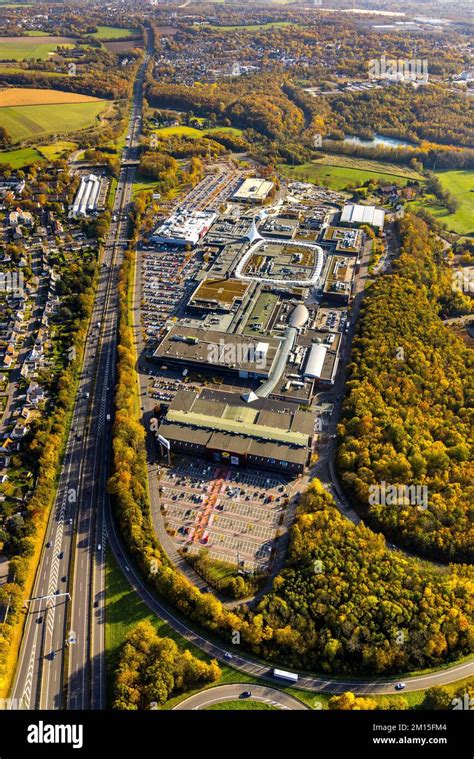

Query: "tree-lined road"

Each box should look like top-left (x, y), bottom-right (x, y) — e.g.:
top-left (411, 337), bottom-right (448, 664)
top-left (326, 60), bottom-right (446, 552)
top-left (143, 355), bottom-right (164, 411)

top-left (10, 46), bottom-right (150, 711)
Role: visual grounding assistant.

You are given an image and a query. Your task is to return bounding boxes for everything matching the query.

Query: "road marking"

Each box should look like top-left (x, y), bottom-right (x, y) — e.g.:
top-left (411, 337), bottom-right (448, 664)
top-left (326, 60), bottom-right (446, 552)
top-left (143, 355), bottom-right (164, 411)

top-left (21, 625), bottom-right (38, 710)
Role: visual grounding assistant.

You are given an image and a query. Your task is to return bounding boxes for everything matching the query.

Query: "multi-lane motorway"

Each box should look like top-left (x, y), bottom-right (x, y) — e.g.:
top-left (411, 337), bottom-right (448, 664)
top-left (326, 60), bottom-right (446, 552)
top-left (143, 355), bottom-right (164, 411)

top-left (10, 47), bottom-right (150, 711)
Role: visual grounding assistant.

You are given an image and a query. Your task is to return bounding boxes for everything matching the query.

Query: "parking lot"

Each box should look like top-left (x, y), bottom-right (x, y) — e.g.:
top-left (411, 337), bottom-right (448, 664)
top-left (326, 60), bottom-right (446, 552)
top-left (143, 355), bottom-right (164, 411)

top-left (181, 166), bottom-right (244, 213)
top-left (140, 247), bottom-right (202, 341)
top-left (158, 459), bottom-right (289, 572)
top-left (148, 376), bottom-right (182, 404)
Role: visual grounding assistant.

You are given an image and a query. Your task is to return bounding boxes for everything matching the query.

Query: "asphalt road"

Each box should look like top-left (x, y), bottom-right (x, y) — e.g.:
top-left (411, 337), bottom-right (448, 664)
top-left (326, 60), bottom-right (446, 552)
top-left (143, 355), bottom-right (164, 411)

top-left (104, 491), bottom-right (474, 697)
top-left (10, 46), bottom-right (150, 712)
top-left (174, 684), bottom-right (309, 710)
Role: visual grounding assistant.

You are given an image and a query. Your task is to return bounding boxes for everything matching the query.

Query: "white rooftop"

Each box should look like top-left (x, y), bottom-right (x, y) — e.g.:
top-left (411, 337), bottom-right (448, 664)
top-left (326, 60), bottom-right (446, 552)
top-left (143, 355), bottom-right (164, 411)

top-left (233, 177), bottom-right (274, 202)
top-left (341, 204), bottom-right (385, 229)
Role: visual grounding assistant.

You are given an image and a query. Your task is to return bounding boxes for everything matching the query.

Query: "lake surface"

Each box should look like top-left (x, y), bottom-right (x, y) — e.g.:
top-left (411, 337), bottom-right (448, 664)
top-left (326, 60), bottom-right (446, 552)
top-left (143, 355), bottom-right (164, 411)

top-left (343, 134), bottom-right (414, 149)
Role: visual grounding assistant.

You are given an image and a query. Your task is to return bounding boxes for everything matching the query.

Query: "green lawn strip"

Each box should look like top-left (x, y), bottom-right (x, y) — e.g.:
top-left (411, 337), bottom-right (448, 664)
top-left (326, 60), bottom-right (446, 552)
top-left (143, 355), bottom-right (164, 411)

top-left (105, 550), bottom-right (318, 710)
top-left (107, 176), bottom-right (118, 210)
top-left (0, 146), bottom-right (43, 167)
top-left (0, 101), bottom-right (107, 142)
top-left (279, 161), bottom-right (418, 191)
top-left (205, 700), bottom-right (278, 710)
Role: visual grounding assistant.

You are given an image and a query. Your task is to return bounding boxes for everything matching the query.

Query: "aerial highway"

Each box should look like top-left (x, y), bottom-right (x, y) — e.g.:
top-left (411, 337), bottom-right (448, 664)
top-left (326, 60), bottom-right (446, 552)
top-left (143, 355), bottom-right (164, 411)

top-left (10, 44), bottom-right (150, 711)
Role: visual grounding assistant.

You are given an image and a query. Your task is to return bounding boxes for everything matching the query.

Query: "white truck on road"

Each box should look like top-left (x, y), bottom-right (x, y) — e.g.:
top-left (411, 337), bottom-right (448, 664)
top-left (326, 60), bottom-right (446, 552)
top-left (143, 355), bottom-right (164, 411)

top-left (273, 668), bottom-right (299, 684)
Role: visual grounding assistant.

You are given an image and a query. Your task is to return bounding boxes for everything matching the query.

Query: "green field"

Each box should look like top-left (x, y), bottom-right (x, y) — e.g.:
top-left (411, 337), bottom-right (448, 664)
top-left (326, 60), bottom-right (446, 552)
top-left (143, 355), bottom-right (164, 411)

top-left (89, 26), bottom-right (137, 40)
top-left (205, 700), bottom-right (278, 710)
top-left (0, 67), bottom-right (64, 77)
top-left (105, 551), bottom-right (247, 707)
top-left (279, 159), bottom-right (421, 191)
top-left (104, 551), bottom-right (327, 710)
top-left (417, 169), bottom-right (474, 236)
top-left (154, 125), bottom-right (244, 140)
top-left (0, 66), bottom-right (62, 75)
top-left (154, 125), bottom-right (202, 138)
top-left (315, 153), bottom-right (423, 180)
top-left (132, 178), bottom-right (159, 197)
top-left (37, 140), bottom-right (77, 160)
top-left (0, 36), bottom-right (76, 61)
top-left (0, 100), bottom-right (107, 141)
top-left (0, 146), bottom-right (43, 167)
top-left (206, 126), bottom-right (243, 136)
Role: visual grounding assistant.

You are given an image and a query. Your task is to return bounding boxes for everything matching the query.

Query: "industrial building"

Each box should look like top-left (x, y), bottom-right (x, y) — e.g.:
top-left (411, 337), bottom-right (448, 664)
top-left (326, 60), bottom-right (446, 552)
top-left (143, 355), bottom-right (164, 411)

top-left (153, 325), bottom-right (280, 379)
top-left (323, 256), bottom-right (356, 305)
top-left (156, 388), bottom-right (313, 474)
top-left (340, 203), bottom-right (385, 230)
top-left (303, 342), bottom-right (339, 386)
top-left (151, 210), bottom-right (217, 246)
top-left (69, 174), bottom-right (102, 218)
top-left (189, 277), bottom-right (250, 313)
top-left (233, 177), bottom-right (274, 204)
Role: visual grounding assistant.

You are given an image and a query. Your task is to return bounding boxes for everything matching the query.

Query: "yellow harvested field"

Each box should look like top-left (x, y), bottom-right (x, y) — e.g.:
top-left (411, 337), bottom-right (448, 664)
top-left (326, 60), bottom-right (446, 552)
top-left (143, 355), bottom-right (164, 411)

top-left (0, 88), bottom-right (101, 107)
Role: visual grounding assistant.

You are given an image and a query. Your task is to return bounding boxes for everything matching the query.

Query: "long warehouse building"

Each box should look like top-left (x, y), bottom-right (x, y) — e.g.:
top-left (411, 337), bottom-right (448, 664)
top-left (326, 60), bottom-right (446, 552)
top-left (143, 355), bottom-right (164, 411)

top-left (69, 173), bottom-right (102, 218)
top-left (156, 388), bottom-right (313, 474)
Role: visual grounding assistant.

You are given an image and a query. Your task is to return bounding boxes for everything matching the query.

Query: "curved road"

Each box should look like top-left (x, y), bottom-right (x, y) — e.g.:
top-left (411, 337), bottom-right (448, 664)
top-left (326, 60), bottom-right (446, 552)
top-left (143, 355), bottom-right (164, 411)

top-left (174, 684), bottom-right (309, 710)
top-left (105, 497), bottom-right (474, 697)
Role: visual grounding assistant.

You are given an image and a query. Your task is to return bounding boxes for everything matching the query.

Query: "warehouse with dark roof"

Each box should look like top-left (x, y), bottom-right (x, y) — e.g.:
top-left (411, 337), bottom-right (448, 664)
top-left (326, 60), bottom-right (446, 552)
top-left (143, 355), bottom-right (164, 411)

top-left (156, 388), bottom-right (313, 474)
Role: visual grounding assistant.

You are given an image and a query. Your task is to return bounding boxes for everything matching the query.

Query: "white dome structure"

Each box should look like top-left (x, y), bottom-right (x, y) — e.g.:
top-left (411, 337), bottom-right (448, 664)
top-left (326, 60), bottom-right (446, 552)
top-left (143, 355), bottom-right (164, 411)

top-left (289, 304), bottom-right (310, 329)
